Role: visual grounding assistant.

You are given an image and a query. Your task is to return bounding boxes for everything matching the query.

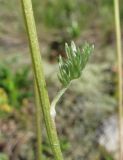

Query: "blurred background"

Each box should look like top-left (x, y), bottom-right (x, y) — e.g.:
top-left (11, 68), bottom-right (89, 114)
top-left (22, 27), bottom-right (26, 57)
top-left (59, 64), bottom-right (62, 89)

top-left (0, 0), bottom-right (123, 159)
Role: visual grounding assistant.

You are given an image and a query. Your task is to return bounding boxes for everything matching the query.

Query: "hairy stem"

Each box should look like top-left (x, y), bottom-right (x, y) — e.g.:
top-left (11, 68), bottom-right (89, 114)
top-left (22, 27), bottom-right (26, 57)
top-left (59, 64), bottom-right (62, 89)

top-left (34, 81), bottom-right (42, 160)
top-left (20, 0), bottom-right (63, 159)
top-left (51, 87), bottom-right (68, 119)
top-left (114, 0), bottom-right (123, 159)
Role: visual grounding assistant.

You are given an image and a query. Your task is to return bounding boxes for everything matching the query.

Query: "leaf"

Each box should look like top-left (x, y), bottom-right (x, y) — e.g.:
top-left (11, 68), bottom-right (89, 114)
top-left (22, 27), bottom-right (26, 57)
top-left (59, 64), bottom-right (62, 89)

top-left (58, 41), bottom-right (94, 86)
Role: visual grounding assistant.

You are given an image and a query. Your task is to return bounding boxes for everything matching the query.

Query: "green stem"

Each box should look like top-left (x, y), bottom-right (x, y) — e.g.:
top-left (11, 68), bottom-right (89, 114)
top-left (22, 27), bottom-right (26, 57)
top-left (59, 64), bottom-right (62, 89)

top-left (51, 87), bottom-right (68, 119)
top-left (34, 81), bottom-right (42, 160)
top-left (20, 0), bottom-right (63, 159)
top-left (114, 0), bottom-right (123, 160)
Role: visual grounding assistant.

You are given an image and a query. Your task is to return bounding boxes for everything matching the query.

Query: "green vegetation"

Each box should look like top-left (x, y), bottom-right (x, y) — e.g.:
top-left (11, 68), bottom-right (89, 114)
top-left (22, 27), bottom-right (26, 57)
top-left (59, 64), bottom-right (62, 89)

top-left (21, 0), bottom-right (93, 159)
top-left (58, 42), bottom-right (93, 87)
top-left (0, 0), bottom-right (123, 159)
top-left (0, 153), bottom-right (8, 160)
top-left (0, 62), bottom-right (31, 109)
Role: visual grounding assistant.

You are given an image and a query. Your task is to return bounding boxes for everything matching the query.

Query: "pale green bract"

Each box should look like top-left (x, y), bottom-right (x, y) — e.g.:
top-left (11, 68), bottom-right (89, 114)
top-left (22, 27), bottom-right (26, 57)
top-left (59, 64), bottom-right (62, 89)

top-left (58, 41), bottom-right (94, 87)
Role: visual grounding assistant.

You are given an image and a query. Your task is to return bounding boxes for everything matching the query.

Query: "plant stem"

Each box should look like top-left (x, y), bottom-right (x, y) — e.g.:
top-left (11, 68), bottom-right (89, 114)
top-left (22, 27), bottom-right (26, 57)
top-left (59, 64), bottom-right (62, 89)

top-left (114, 0), bottom-right (123, 159)
top-left (20, 0), bottom-right (63, 159)
top-left (34, 81), bottom-right (42, 160)
top-left (51, 87), bottom-right (68, 119)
